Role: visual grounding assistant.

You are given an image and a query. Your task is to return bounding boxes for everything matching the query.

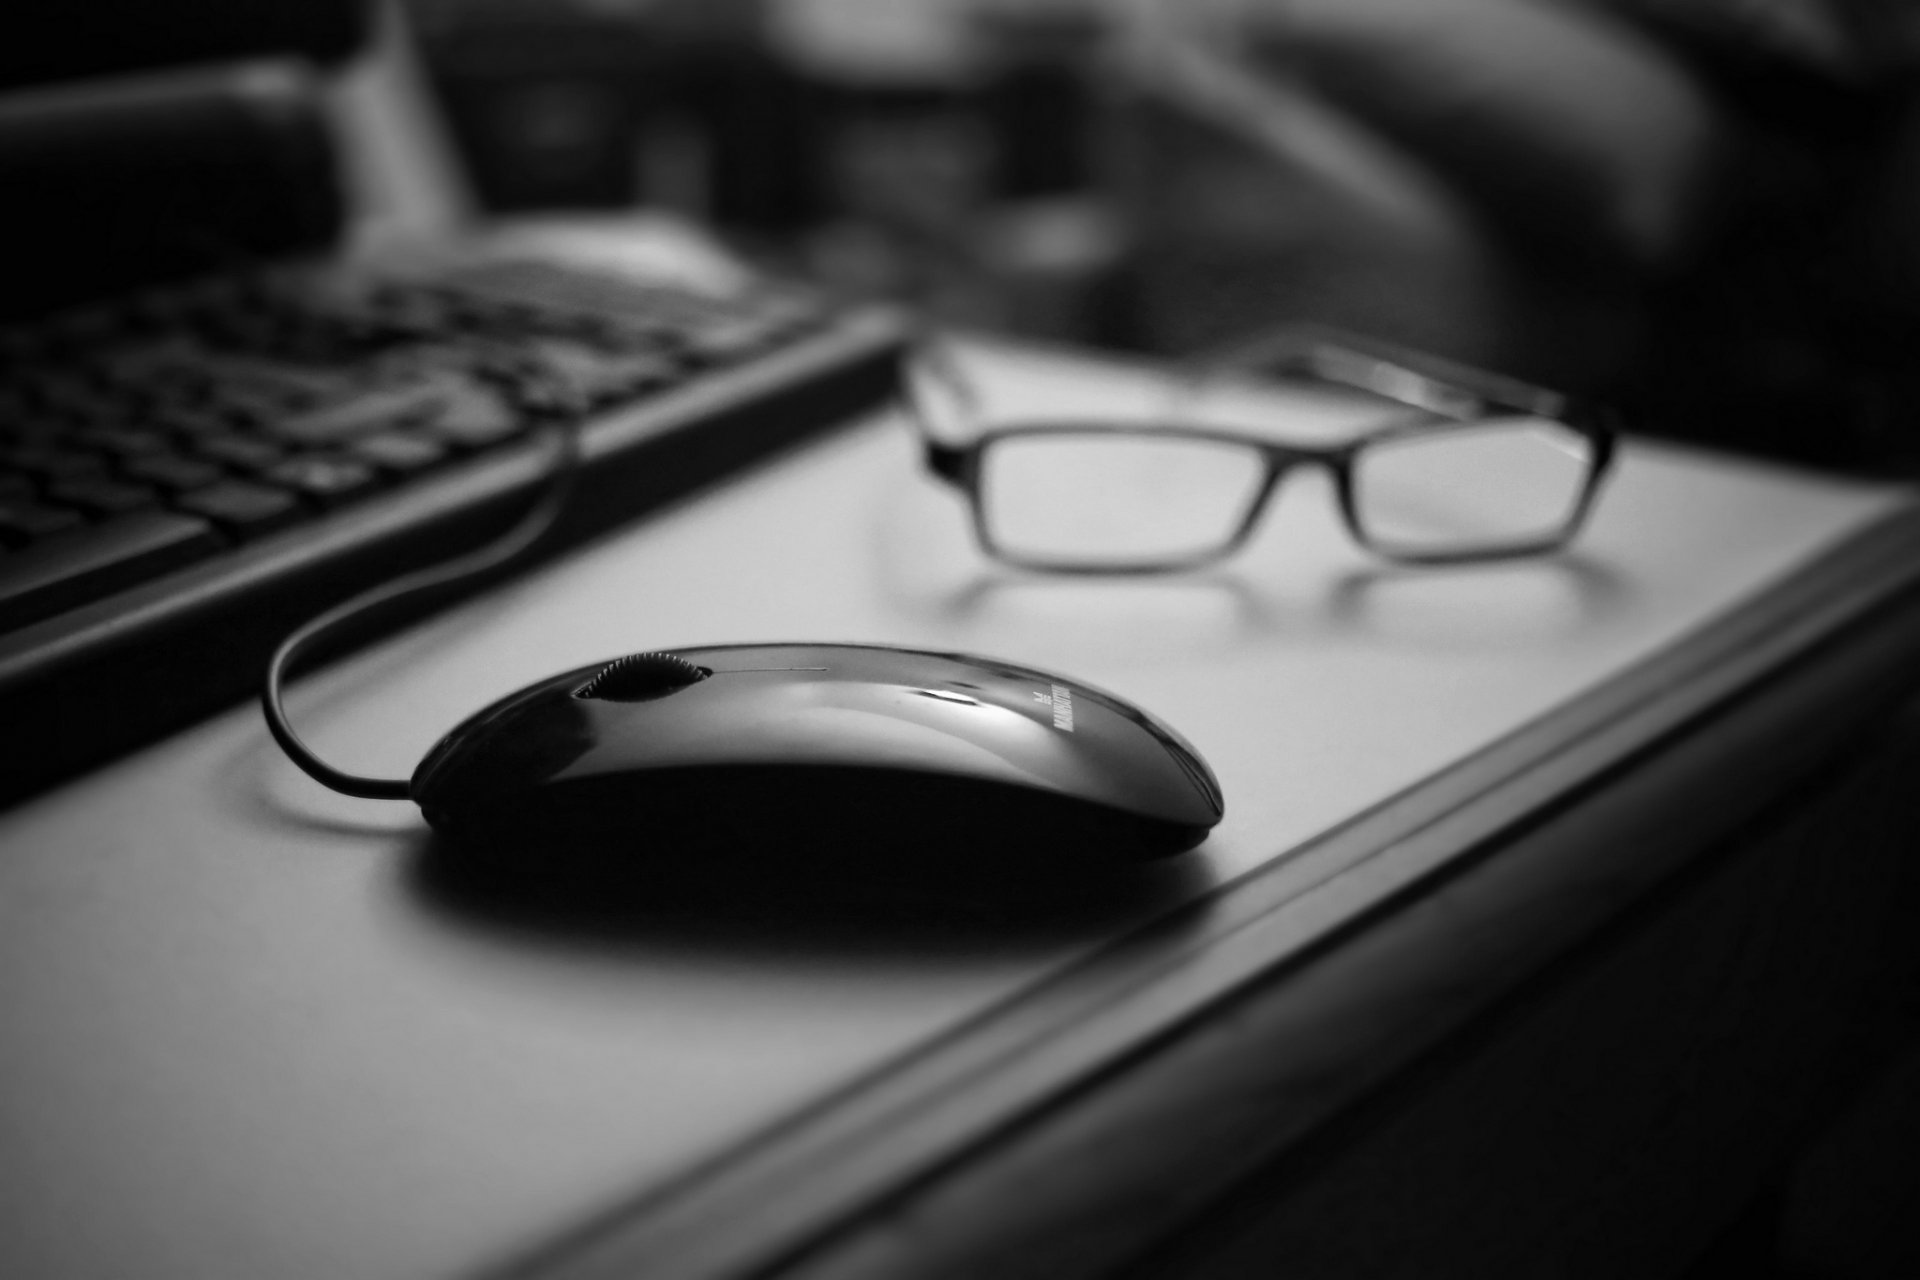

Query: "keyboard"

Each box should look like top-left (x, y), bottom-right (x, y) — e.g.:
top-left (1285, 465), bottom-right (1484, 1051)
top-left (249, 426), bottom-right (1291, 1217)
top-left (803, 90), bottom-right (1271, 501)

top-left (0, 247), bottom-right (906, 806)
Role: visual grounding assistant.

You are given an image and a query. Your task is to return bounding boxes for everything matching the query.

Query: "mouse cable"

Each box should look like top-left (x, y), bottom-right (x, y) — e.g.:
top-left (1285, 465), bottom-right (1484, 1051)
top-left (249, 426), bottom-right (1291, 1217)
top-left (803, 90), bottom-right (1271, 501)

top-left (261, 416), bottom-right (583, 799)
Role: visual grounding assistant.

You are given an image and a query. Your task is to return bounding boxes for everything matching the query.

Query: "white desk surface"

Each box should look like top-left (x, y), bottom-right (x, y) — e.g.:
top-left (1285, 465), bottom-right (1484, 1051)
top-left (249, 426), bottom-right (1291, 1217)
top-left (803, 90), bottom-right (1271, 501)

top-left (1, 342), bottom-right (1911, 1279)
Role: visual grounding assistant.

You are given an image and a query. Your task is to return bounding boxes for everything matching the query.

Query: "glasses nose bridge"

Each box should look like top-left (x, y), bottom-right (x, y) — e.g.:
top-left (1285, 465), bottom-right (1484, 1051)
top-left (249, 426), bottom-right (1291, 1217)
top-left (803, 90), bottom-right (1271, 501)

top-left (1265, 440), bottom-right (1339, 473)
top-left (1234, 439), bottom-right (1357, 544)
top-left (1253, 439), bottom-right (1341, 494)
top-left (1228, 441), bottom-right (1314, 533)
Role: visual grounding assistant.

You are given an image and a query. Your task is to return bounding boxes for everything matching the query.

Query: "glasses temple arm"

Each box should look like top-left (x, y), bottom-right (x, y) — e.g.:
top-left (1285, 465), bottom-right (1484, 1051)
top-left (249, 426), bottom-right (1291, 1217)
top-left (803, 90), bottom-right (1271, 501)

top-left (1197, 325), bottom-right (1591, 423)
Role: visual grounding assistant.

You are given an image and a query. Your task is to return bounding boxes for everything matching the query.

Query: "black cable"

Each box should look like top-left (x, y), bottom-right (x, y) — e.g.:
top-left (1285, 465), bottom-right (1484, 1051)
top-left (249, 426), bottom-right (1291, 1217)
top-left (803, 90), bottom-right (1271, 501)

top-left (261, 417), bottom-right (582, 799)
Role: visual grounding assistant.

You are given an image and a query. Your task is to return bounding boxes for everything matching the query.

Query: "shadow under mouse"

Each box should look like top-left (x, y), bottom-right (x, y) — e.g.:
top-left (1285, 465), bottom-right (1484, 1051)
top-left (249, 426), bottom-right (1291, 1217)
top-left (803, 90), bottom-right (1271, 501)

top-left (404, 808), bottom-right (1221, 961)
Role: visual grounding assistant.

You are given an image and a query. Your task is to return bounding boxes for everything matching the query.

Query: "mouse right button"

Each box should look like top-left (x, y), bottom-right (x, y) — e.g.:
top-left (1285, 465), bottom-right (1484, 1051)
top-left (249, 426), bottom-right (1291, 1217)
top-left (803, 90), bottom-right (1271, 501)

top-left (1070, 686), bottom-right (1225, 827)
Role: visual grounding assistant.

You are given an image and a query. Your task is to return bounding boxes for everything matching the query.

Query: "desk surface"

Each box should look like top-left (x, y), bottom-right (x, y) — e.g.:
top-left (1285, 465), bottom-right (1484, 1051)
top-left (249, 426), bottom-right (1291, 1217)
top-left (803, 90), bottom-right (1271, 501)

top-left (2, 342), bottom-right (1917, 1279)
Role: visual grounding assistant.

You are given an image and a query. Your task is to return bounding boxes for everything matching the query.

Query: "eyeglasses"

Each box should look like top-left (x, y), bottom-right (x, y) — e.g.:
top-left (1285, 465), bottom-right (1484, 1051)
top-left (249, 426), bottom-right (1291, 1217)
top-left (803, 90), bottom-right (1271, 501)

top-left (907, 329), bottom-right (1620, 573)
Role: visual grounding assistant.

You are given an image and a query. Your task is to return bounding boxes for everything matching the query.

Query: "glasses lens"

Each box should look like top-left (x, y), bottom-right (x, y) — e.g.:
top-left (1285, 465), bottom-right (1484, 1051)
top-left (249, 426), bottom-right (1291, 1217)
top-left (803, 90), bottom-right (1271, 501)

top-left (1352, 418), bottom-right (1596, 557)
top-left (979, 431), bottom-right (1267, 567)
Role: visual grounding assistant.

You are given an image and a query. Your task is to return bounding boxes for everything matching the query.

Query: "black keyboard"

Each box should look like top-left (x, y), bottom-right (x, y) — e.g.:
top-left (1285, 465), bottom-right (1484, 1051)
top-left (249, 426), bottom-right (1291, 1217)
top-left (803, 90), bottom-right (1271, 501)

top-left (0, 251), bottom-right (906, 805)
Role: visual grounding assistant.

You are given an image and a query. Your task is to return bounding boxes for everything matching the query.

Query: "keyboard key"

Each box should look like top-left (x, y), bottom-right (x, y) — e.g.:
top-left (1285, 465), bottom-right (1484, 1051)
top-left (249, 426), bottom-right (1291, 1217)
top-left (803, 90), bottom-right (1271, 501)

top-left (507, 379), bottom-right (593, 420)
top-left (263, 457), bottom-right (378, 507)
top-left (123, 453), bottom-right (226, 492)
top-left (263, 375), bottom-right (456, 446)
top-left (0, 500), bottom-right (85, 546)
top-left (194, 352), bottom-right (357, 415)
top-left (0, 509), bottom-right (221, 629)
top-left (173, 480), bottom-right (302, 539)
top-left (419, 384), bottom-right (522, 449)
top-left (191, 434), bottom-right (286, 472)
top-left (154, 405), bottom-right (243, 438)
top-left (48, 478), bottom-right (160, 518)
top-left (681, 313), bottom-right (803, 363)
top-left (350, 285), bottom-right (459, 338)
top-left (5, 446), bottom-right (107, 483)
top-left (91, 335), bottom-right (201, 385)
top-left (348, 431), bottom-right (446, 475)
top-left (520, 339), bottom-right (677, 406)
top-left (75, 426), bottom-right (173, 459)
top-left (36, 376), bottom-right (132, 425)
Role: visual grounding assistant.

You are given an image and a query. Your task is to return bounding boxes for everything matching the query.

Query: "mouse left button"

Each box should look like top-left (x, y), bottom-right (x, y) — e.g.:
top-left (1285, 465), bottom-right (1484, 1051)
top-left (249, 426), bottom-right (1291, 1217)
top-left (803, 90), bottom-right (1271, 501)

top-left (571, 651), bottom-right (711, 702)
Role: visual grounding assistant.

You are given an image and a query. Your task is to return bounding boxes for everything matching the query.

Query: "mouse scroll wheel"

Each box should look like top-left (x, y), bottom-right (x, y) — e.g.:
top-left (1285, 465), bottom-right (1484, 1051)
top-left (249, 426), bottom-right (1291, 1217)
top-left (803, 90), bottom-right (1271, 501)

top-left (572, 651), bottom-right (711, 701)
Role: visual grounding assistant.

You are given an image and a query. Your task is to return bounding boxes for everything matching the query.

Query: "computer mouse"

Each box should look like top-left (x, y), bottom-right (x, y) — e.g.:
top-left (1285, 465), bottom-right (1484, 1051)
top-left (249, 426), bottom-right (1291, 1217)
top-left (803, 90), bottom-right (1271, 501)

top-left (411, 642), bottom-right (1225, 862)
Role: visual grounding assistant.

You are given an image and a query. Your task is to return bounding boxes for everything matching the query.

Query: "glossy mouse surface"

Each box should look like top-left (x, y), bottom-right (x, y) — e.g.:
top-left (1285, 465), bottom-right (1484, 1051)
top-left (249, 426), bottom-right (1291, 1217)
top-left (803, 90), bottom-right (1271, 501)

top-left (412, 643), bottom-right (1225, 861)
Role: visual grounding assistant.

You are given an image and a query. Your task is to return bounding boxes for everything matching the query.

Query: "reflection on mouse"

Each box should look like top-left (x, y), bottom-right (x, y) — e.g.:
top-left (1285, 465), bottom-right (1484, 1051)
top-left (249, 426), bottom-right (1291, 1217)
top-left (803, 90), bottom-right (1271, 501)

top-left (406, 643), bottom-right (1224, 861)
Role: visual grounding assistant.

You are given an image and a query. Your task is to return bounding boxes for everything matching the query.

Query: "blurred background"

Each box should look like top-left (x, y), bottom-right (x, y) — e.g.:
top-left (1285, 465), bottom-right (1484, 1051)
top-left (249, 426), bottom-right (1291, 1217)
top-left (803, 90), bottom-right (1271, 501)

top-left (398, 0), bottom-right (1920, 473)
top-left (409, 0), bottom-right (1150, 346)
top-left (7, 0), bottom-right (1920, 471)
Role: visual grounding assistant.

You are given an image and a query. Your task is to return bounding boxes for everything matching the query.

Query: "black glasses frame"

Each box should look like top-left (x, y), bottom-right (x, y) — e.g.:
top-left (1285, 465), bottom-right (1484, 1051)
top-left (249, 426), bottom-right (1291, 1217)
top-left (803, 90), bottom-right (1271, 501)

top-left (909, 328), bottom-right (1620, 574)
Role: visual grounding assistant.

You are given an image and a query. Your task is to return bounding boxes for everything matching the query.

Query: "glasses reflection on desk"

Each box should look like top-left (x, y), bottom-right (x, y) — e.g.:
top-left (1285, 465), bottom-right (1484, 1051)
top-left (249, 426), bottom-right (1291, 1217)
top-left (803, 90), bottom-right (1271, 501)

top-left (909, 330), bottom-right (1619, 574)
